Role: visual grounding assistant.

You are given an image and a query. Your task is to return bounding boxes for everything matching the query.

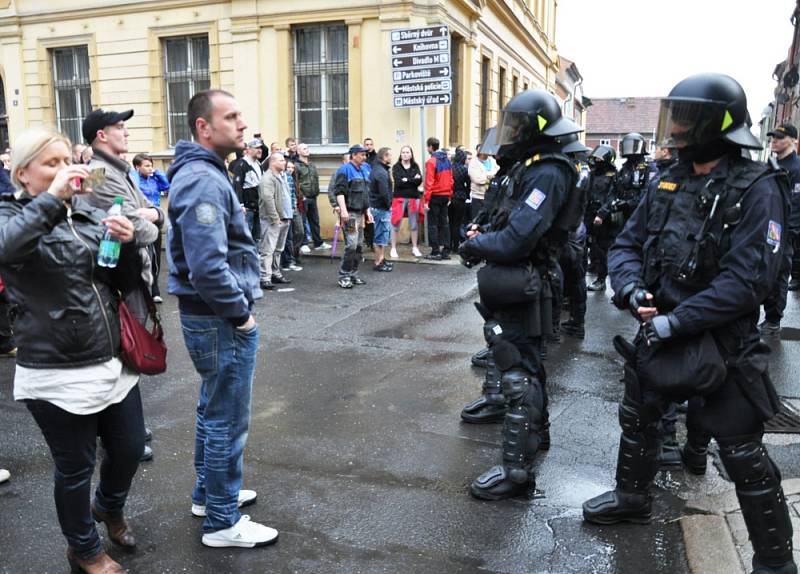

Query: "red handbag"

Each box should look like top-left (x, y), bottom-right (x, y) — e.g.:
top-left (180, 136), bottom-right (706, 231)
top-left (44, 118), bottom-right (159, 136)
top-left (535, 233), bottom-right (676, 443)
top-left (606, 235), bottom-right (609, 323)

top-left (118, 290), bottom-right (167, 375)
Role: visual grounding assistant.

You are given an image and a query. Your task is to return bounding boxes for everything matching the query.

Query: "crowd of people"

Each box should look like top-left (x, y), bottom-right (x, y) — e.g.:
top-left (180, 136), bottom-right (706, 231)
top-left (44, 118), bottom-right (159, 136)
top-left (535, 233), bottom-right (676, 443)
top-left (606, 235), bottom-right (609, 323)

top-left (2, 75), bottom-right (800, 574)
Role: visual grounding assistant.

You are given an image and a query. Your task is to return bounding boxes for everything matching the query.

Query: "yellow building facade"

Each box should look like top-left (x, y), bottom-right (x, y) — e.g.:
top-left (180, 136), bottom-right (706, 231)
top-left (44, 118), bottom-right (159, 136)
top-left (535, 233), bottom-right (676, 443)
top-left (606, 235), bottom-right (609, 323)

top-left (0, 0), bottom-right (560, 152)
top-left (0, 0), bottom-right (561, 233)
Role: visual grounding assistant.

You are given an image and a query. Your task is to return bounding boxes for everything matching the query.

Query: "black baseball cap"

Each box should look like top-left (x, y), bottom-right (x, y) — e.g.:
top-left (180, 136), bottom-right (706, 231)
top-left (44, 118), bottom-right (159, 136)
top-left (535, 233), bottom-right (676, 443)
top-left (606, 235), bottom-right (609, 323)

top-left (767, 123), bottom-right (798, 139)
top-left (348, 144), bottom-right (367, 155)
top-left (82, 108), bottom-right (134, 144)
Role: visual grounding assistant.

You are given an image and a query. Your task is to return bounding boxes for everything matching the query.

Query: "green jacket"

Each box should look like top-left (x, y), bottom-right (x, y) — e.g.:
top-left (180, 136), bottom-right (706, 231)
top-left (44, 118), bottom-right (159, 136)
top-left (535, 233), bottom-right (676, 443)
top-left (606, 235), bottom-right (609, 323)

top-left (294, 158), bottom-right (320, 199)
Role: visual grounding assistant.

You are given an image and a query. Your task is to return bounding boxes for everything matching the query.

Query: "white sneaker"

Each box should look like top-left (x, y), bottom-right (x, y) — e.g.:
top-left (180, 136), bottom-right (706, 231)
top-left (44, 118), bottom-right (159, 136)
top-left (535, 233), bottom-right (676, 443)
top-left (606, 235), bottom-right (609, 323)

top-left (288, 264), bottom-right (303, 271)
top-left (390, 248), bottom-right (399, 259)
top-left (299, 245), bottom-right (311, 254)
top-left (152, 295), bottom-right (163, 304)
top-left (0, 469), bottom-right (9, 484)
top-left (201, 515), bottom-right (278, 548)
top-left (314, 242), bottom-right (332, 250)
top-left (192, 489), bottom-right (258, 517)
top-left (412, 247), bottom-right (422, 257)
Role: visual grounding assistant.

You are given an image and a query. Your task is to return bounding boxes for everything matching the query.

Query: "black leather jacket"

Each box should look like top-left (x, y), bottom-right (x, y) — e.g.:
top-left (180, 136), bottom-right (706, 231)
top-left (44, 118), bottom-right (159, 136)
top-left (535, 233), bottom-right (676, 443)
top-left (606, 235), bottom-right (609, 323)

top-left (0, 192), bottom-right (132, 368)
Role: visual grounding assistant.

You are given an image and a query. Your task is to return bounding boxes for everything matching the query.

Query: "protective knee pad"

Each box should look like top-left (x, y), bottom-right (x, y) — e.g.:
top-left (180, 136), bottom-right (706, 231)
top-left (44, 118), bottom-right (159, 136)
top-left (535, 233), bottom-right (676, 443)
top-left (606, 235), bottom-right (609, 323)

top-left (483, 319), bottom-right (503, 346)
top-left (501, 369), bottom-right (539, 404)
top-left (615, 398), bottom-right (661, 493)
top-left (718, 439), bottom-right (794, 566)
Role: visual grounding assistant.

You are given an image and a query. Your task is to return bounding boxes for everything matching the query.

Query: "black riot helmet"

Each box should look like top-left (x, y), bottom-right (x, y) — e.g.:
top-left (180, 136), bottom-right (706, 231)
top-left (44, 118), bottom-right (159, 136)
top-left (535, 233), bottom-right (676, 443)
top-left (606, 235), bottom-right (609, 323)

top-left (656, 73), bottom-right (761, 151)
top-left (496, 89), bottom-right (582, 159)
top-left (560, 133), bottom-right (592, 156)
top-left (619, 133), bottom-right (647, 157)
top-left (589, 144), bottom-right (616, 167)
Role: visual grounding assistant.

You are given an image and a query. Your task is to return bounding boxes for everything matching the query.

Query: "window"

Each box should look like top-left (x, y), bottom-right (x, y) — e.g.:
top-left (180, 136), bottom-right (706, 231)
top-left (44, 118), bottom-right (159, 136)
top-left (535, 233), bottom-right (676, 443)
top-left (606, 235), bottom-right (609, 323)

top-left (52, 46), bottom-right (91, 144)
top-left (498, 67), bottom-right (506, 109)
top-left (480, 56), bottom-right (491, 136)
top-left (164, 35), bottom-right (210, 146)
top-left (512, 75), bottom-right (518, 97)
top-left (600, 138), bottom-right (611, 147)
top-left (293, 23), bottom-right (348, 145)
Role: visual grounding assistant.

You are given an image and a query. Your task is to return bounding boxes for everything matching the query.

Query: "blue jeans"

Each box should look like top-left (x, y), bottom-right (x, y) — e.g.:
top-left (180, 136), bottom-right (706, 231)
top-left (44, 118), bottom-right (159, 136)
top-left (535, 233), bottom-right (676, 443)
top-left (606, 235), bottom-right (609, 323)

top-left (180, 313), bottom-right (259, 533)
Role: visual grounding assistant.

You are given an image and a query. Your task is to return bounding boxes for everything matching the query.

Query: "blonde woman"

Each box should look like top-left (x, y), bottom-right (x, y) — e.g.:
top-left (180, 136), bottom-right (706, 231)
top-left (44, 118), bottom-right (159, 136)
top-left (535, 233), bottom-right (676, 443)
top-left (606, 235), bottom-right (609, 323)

top-left (0, 128), bottom-right (139, 574)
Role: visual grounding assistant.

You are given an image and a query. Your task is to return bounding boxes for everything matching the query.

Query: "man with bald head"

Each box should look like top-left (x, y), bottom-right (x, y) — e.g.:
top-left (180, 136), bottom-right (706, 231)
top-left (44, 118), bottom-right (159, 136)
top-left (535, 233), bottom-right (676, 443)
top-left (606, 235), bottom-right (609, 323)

top-left (258, 152), bottom-right (293, 290)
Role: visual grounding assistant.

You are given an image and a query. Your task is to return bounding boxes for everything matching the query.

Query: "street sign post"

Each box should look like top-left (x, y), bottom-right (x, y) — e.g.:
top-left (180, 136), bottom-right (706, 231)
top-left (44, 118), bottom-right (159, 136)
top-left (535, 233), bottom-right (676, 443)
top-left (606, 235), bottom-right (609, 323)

top-left (390, 24), bottom-right (452, 247)
top-left (390, 25), bottom-right (451, 110)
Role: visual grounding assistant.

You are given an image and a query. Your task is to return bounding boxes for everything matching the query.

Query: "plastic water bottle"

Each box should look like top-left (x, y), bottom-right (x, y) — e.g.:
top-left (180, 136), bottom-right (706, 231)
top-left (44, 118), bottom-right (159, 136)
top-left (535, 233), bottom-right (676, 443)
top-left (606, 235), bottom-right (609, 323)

top-left (97, 197), bottom-right (124, 268)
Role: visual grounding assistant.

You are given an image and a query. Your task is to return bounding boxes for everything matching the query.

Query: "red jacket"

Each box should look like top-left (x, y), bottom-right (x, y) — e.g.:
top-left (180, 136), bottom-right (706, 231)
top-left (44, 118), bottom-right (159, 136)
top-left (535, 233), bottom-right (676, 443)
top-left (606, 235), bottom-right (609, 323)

top-left (424, 151), bottom-right (454, 203)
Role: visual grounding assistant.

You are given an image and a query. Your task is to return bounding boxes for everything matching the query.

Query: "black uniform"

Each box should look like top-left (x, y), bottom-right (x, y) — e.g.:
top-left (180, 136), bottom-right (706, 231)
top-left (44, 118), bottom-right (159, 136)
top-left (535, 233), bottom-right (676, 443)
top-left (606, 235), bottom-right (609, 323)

top-left (762, 151), bottom-right (800, 324)
top-left (597, 155), bottom-right (651, 234)
top-left (460, 149), bottom-right (578, 499)
top-left (584, 154), bottom-right (795, 570)
top-left (585, 164), bottom-right (617, 282)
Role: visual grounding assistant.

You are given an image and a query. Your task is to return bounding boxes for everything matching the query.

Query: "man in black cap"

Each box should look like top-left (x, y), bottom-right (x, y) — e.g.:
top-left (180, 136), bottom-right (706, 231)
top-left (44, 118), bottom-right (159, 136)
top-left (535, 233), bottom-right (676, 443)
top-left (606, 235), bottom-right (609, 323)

top-left (761, 123), bottom-right (800, 335)
top-left (82, 108), bottom-right (163, 462)
top-left (331, 144), bottom-right (373, 288)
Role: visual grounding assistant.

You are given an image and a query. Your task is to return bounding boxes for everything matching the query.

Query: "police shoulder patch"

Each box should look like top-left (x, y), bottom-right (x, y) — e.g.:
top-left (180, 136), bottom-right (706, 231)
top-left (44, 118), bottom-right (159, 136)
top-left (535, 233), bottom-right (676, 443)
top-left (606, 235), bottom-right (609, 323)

top-left (767, 220), bottom-right (782, 247)
top-left (525, 188), bottom-right (547, 210)
top-left (658, 181), bottom-right (678, 192)
top-left (195, 202), bottom-right (218, 225)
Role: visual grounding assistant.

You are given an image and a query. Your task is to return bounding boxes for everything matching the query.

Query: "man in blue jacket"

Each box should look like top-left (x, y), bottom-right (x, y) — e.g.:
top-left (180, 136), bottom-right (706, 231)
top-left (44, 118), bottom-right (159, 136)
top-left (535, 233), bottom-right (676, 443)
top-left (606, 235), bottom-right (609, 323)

top-left (167, 89), bottom-right (278, 549)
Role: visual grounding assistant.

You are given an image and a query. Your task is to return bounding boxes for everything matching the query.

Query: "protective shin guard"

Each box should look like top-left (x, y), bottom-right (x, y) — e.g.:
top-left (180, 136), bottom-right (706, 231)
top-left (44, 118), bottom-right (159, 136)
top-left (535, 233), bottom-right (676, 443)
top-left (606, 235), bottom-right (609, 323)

top-left (583, 397), bottom-right (657, 525)
top-left (718, 440), bottom-right (795, 572)
top-left (461, 351), bottom-right (507, 424)
top-left (470, 370), bottom-right (545, 501)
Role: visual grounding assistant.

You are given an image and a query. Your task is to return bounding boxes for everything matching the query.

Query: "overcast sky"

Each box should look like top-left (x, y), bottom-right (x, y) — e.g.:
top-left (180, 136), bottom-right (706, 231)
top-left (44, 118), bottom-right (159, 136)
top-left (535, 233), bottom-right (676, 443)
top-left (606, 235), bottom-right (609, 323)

top-left (556, 0), bottom-right (794, 128)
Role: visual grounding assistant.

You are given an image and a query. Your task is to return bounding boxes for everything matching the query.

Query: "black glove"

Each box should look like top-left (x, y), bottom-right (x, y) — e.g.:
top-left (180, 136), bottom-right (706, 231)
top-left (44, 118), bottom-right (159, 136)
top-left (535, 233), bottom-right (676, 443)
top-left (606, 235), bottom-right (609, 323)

top-left (459, 240), bottom-right (481, 269)
top-left (642, 313), bottom-right (680, 345)
top-left (628, 288), bottom-right (653, 320)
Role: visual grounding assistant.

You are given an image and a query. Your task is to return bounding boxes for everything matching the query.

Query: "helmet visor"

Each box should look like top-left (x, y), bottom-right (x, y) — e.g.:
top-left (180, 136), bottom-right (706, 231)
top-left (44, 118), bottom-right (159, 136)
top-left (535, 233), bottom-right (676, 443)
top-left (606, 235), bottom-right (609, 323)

top-left (620, 138), bottom-right (646, 156)
top-left (656, 99), bottom-right (728, 149)
top-left (496, 110), bottom-right (533, 146)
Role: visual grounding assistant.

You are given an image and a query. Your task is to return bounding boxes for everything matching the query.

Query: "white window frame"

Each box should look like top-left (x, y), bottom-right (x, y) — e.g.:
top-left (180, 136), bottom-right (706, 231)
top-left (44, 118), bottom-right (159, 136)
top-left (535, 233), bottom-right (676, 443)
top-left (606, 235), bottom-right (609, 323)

top-left (163, 35), bottom-right (210, 147)
top-left (52, 46), bottom-right (91, 145)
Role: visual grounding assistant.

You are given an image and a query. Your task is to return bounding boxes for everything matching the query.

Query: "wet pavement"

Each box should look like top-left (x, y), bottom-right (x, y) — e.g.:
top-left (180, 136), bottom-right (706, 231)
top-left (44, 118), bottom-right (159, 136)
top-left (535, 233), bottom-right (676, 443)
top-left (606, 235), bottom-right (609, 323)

top-left (1, 257), bottom-right (799, 573)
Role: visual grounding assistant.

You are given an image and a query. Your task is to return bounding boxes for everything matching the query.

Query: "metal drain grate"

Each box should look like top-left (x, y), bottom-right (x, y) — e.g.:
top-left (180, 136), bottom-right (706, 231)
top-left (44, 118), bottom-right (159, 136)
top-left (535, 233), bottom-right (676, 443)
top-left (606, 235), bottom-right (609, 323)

top-left (764, 401), bottom-right (800, 434)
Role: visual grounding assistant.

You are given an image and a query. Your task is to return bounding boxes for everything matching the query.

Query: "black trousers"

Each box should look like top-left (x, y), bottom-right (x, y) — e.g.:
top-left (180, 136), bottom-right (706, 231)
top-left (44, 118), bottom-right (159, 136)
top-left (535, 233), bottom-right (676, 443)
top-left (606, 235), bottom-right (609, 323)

top-left (470, 198), bottom-right (484, 221)
top-left (588, 225), bottom-right (615, 280)
top-left (448, 199), bottom-right (467, 251)
top-left (427, 196), bottom-right (450, 251)
top-left (26, 385), bottom-right (145, 559)
top-left (304, 197), bottom-right (324, 247)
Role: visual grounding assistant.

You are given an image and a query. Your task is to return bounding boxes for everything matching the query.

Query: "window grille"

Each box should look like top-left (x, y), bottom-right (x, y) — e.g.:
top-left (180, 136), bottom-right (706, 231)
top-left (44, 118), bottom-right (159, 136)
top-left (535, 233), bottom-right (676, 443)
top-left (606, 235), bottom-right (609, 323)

top-left (52, 46), bottom-right (91, 145)
top-left (164, 35), bottom-right (210, 146)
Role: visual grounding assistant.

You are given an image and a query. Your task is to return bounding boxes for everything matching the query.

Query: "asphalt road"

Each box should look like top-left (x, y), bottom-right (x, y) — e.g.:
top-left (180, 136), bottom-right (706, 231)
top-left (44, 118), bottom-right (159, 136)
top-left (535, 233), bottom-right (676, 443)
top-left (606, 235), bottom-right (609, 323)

top-left (1, 257), bottom-right (799, 573)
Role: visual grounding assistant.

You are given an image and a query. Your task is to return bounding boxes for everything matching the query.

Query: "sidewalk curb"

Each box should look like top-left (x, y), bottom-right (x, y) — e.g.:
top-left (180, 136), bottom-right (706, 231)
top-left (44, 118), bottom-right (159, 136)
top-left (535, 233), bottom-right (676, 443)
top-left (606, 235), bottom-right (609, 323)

top-left (681, 514), bottom-right (744, 574)
top-left (682, 478), bottom-right (800, 573)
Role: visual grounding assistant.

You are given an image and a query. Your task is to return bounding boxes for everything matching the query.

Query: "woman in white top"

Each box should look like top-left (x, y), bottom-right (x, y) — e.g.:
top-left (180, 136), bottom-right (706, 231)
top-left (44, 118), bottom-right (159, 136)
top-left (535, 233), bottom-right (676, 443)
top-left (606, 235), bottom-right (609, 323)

top-left (0, 128), bottom-right (138, 574)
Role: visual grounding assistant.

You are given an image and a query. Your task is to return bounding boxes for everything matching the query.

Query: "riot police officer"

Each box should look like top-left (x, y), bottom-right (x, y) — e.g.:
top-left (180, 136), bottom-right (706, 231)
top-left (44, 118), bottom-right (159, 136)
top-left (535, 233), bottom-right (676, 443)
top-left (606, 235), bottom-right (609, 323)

top-left (582, 74), bottom-right (796, 574)
top-left (459, 89), bottom-right (580, 500)
top-left (593, 135), bottom-right (652, 277)
top-left (558, 134), bottom-right (591, 338)
top-left (585, 145), bottom-right (618, 291)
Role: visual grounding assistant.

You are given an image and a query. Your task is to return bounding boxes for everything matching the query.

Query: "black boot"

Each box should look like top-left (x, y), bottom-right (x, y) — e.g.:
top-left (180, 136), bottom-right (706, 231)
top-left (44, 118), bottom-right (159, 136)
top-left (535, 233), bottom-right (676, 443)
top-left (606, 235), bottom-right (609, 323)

top-left (718, 439), bottom-right (795, 574)
top-left (681, 441), bottom-right (708, 475)
top-left (583, 399), bottom-right (660, 524)
top-left (657, 434), bottom-right (683, 470)
top-left (471, 369), bottom-right (547, 501)
top-left (587, 277), bottom-right (606, 291)
top-left (561, 319), bottom-right (585, 339)
top-left (461, 351), bottom-right (507, 423)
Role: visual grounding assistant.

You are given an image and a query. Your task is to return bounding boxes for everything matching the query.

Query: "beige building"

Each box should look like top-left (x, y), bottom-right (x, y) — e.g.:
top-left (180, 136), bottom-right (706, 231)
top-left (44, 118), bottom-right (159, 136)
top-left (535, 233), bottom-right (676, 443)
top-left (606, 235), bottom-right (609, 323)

top-left (0, 0), bottom-right (564, 230)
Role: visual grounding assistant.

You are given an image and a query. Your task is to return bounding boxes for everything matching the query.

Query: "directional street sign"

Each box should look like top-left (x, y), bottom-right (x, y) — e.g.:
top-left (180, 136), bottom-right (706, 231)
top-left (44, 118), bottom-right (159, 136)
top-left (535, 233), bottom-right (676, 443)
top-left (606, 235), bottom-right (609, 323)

top-left (390, 25), bottom-right (451, 109)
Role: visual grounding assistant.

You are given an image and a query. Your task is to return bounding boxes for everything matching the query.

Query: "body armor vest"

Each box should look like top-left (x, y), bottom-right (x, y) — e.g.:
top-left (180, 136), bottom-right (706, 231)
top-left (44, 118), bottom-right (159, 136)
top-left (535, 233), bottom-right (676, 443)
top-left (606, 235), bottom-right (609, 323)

top-left (487, 152), bottom-right (579, 265)
top-left (616, 159), bottom-right (651, 200)
top-left (586, 170), bottom-right (616, 216)
top-left (643, 158), bottom-right (788, 291)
